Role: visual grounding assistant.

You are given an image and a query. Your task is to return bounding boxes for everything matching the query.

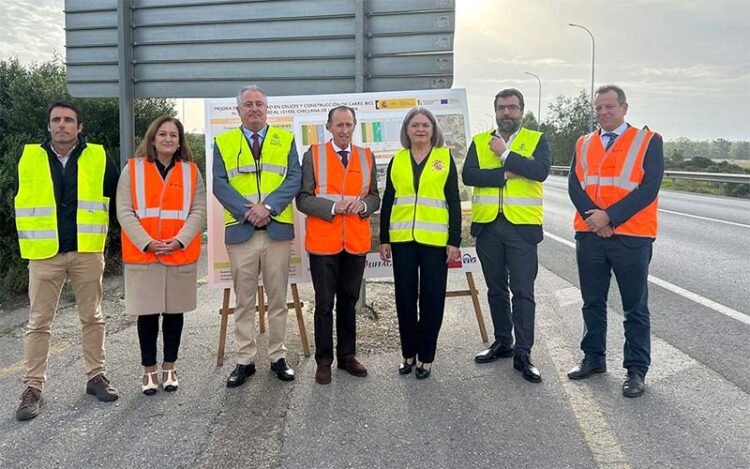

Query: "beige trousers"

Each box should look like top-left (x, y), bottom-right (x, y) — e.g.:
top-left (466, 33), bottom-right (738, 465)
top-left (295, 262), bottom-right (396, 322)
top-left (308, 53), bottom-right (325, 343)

top-left (24, 252), bottom-right (106, 391)
top-left (226, 232), bottom-right (291, 364)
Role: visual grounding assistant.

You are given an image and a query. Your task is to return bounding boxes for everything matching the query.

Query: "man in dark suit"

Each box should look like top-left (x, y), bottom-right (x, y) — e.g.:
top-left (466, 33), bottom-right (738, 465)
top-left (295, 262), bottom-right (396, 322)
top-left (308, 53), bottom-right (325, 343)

top-left (213, 84), bottom-right (301, 386)
top-left (462, 89), bottom-right (551, 383)
top-left (296, 106), bottom-right (380, 384)
top-left (567, 85), bottom-right (664, 398)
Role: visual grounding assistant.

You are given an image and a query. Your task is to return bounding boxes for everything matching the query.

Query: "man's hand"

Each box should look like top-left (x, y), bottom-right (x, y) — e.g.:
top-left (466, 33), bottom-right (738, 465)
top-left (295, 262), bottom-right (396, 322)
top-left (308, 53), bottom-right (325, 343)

top-left (379, 243), bottom-right (391, 261)
top-left (334, 200), bottom-right (355, 214)
top-left (345, 200), bottom-right (366, 214)
top-left (244, 203), bottom-right (271, 226)
top-left (505, 170), bottom-right (520, 179)
top-left (594, 225), bottom-right (614, 238)
top-left (489, 136), bottom-right (506, 156)
top-left (584, 209), bottom-right (611, 231)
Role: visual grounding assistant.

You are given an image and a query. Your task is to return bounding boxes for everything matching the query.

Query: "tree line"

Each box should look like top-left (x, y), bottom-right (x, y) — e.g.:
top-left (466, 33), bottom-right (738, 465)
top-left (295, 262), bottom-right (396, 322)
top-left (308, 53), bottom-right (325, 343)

top-left (0, 57), bottom-right (209, 301)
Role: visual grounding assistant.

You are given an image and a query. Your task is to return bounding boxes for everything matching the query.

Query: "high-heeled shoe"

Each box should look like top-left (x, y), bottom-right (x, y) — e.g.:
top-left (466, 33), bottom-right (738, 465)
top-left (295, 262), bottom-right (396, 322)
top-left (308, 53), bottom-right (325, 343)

top-left (415, 363), bottom-right (432, 380)
top-left (162, 369), bottom-right (179, 392)
top-left (142, 372), bottom-right (159, 395)
top-left (398, 358), bottom-right (415, 375)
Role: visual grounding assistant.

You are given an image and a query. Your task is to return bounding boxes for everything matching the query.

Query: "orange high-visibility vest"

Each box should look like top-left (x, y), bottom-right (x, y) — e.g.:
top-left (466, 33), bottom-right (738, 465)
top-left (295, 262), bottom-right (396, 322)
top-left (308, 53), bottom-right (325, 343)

top-left (121, 158), bottom-right (201, 264)
top-left (304, 142), bottom-right (373, 255)
top-left (573, 126), bottom-right (658, 237)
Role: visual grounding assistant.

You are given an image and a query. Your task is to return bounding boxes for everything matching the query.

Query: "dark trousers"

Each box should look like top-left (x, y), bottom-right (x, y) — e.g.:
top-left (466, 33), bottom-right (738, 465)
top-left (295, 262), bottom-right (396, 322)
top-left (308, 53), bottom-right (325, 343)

top-left (391, 242), bottom-right (448, 364)
top-left (576, 234), bottom-right (652, 375)
top-left (476, 215), bottom-right (538, 356)
top-left (137, 313), bottom-right (184, 367)
top-left (309, 252), bottom-right (366, 365)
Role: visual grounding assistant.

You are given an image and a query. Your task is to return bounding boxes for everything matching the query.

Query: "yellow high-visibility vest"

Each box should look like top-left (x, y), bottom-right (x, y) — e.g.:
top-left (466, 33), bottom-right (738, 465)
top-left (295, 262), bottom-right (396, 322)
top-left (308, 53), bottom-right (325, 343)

top-left (470, 128), bottom-right (544, 224)
top-left (215, 127), bottom-right (294, 225)
top-left (389, 147), bottom-right (450, 247)
top-left (15, 144), bottom-right (109, 259)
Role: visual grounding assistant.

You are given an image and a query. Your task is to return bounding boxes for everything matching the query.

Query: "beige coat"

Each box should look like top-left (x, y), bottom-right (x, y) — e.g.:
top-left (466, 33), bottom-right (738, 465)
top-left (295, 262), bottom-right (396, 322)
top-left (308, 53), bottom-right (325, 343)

top-left (116, 162), bottom-right (207, 315)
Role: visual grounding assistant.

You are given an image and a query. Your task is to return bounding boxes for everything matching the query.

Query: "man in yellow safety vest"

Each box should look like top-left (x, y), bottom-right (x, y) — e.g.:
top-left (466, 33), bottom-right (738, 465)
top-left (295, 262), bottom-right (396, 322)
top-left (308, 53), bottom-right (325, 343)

top-left (13, 100), bottom-right (120, 421)
top-left (462, 89), bottom-right (551, 383)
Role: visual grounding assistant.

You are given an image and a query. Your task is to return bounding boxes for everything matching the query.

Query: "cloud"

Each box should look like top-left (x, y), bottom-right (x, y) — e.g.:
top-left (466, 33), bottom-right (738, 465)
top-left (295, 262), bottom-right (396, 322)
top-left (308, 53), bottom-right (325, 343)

top-left (0, 0), bottom-right (64, 65)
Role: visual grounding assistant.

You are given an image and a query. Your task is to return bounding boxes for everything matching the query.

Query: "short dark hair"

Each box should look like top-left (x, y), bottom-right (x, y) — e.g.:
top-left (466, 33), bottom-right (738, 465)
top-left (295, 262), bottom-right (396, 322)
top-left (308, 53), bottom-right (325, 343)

top-left (595, 85), bottom-right (627, 105)
top-left (494, 89), bottom-right (525, 111)
top-left (47, 100), bottom-right (81, 124)
top-left (327, 106), bottom-right (357, 125)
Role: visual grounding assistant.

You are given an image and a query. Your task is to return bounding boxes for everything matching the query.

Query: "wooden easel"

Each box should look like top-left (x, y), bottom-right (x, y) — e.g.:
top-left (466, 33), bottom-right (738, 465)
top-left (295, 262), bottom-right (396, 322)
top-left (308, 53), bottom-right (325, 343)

top-left (216, 283), bottom-right (310, 366)
top-left (446, 272), bottom-right (488, 343)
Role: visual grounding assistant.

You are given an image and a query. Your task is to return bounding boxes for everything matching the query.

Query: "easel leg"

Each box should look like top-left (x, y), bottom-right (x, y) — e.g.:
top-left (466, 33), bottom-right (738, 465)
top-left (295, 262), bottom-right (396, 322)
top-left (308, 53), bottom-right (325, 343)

top-left (217, 288), bottom-right (231, 366)
top-left (291, 283), bottom-right (311, 357)
top-left (466, 272), bottom-right (489, 343)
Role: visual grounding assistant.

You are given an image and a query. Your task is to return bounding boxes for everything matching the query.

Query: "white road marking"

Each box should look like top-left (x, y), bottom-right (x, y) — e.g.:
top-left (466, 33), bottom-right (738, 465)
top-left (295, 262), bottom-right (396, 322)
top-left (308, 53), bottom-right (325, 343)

top-left (657, 209), bottom-right (750, 229)
top-left (545, 183), bottom-right (750, 228)
top-left (543, 231), bottom-right (750, 326)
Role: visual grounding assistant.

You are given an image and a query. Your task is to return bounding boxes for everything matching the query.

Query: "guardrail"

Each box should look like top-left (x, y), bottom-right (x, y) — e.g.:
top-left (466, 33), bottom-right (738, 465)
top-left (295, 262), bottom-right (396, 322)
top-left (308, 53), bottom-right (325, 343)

top-left (549, 166), bottom-right (750, 196)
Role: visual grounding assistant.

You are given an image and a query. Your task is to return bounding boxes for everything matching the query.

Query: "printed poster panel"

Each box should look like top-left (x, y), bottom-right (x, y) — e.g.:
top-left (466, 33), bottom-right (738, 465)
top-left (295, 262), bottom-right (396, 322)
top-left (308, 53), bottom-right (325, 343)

top-left (205, 88), bottom-right (476, 289)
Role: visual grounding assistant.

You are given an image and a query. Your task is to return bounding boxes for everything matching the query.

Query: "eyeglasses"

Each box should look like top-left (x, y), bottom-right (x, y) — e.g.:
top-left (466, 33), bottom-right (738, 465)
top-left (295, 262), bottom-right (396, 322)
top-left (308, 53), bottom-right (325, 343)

top-left (496, 105), bottom-right (521, 112)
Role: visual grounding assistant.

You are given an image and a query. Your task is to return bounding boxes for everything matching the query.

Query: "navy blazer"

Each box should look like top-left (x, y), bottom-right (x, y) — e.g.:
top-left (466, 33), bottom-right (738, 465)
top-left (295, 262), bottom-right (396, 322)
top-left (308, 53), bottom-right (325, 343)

top-left (568, 125), bottom-right (664, 248)
top-left (212, 131), bottom-right (301, 244)
top-left (462, 131), bottom-right (552, 245)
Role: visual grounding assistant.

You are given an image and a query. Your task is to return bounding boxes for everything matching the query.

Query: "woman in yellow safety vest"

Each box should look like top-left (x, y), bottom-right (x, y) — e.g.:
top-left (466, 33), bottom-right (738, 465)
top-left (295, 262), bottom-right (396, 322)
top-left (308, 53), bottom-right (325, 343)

top-left (116, 116), bottom-right (206, 395)
top-left (379, 107), bottom-right (462, 380)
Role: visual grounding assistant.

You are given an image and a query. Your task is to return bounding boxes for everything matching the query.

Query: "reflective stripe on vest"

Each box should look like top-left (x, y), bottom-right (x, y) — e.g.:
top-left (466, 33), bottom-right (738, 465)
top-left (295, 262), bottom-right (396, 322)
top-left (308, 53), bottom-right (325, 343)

top-left (578, 128), bottom-right (649, 192)
top-left (15, 144), bottom-right (109, 259)
top-left (305, 142), bottom-right (373, 255)
top-left (469, 128), bottom-right (544, 225)
top-left (215, 127), bottom-right (294, 226)
top-left (573, 127), bottom-right (658, 237)
top-left (388, 147), bottom-right (450, 247)
top-left (121, 158), bottom-right (201, 265)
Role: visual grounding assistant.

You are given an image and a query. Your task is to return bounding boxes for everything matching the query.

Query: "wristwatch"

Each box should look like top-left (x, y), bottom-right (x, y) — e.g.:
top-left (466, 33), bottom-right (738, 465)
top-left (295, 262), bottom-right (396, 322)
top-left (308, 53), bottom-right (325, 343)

top-left (264, 204), bottom-right (275, 215)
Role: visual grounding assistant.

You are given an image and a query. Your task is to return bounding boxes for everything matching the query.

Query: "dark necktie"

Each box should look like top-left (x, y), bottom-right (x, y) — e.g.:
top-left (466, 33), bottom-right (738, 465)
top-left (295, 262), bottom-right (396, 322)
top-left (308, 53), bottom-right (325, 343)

top-left (602, 132), bottom-right (617, 151)
top-left (251, 133), bottom-right (260, 160)
top-left (338, 150), bottom-right (349, 168)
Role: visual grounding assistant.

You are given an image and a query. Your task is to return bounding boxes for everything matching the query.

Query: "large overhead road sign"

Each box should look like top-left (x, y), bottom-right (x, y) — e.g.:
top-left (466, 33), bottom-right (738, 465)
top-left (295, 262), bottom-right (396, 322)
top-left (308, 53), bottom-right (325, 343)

top-left (65, 0), bottom-right (456, 98)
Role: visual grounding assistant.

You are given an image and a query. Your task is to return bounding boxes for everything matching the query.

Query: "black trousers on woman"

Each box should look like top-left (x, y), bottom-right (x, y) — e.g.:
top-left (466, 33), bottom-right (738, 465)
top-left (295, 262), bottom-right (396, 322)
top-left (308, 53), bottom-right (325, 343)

top-left (391, 242), bottom-right (448, 363)
top-left (137, 313), bottom-right (184, 367)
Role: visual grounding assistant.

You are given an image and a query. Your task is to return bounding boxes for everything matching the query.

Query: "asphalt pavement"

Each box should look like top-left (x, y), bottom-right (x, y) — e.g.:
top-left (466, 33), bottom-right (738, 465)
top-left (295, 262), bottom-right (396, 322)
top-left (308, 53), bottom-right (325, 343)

top-left (0, 183), bottom-right (748, 468)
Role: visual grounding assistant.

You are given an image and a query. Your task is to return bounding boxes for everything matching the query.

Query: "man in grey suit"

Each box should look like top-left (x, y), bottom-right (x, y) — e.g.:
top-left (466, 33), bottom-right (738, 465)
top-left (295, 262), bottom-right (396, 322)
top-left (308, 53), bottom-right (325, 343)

top-left (213, 84), bottom-right (301, 386)
top-left (296, 106), bottom-right (380, 384)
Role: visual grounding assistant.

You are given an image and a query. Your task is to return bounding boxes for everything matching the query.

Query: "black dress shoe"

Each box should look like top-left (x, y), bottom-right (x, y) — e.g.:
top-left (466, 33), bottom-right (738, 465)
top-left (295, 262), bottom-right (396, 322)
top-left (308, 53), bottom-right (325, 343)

top-left (270, 358), bottom-right (295, 382)
top-left (622, 371), bottom-right (645, 398)
top-left (398, 359), bottom-right (415, 375)
top-left (474, 341), bottom-right (514, 364)
top-left (226, 363), bottom-right (256, 388)
top-left (567, 358), bottom-right (607, 380)
top-left (513, 355), bottom-right (542, 383)
top-left (415, 365), bottom-right (432, 380)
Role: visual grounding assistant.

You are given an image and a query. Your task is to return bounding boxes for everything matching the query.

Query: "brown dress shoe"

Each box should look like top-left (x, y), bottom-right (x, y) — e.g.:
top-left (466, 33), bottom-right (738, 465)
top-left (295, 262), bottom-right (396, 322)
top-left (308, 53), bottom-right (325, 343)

top-left (337, 357), bottom-right (368, 377)
top-left (86, 374), bottom-right (120, 402)
top-left (315, 364), bottom-right (332, 384)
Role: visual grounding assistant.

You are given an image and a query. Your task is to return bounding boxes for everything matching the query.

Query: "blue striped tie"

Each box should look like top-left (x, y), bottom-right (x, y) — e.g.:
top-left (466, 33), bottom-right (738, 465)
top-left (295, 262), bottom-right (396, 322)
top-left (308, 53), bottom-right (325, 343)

top-left (602, 132), bottom-right (617, 150)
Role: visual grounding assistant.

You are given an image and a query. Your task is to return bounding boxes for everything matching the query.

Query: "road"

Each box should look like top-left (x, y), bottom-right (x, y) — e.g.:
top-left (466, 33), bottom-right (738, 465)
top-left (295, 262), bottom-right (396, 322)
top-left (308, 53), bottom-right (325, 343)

top-left (0, 182), bottom-right (748, 468)
top-left (539, 176), bottom-right (750, 393)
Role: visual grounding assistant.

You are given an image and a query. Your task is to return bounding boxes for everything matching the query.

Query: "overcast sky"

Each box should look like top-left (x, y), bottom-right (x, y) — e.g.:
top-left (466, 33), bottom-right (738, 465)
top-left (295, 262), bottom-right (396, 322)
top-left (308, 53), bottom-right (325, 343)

top-left (2, 0), bottom-right (748, 140)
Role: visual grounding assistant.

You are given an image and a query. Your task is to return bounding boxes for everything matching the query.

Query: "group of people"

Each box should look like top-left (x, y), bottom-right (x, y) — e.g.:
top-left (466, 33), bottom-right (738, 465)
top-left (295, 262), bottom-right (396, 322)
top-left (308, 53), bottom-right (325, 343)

top-left (12, 83), bottom-right (663, 422)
